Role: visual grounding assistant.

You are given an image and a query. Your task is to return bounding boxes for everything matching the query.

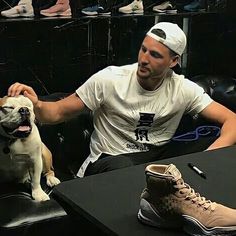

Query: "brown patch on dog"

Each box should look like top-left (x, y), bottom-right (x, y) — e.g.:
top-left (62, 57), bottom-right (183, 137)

top-left (0, 96), bottom-right (8, 107)
top-left (42, 142), bottom-right (55, 177)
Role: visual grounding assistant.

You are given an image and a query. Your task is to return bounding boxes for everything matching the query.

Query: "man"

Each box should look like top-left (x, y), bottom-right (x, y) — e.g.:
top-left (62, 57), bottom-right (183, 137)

top-left (8, 22), bottom-right (236, 177)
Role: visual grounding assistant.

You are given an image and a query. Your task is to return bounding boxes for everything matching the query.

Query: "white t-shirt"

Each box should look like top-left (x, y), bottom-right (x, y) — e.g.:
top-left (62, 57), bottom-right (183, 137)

top-left (76, 63), bottom-right (213, 177)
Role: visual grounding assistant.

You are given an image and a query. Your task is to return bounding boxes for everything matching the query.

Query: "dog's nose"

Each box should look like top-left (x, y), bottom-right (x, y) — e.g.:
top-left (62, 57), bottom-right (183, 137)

top-left (18, 107), bottom-right (30, 117)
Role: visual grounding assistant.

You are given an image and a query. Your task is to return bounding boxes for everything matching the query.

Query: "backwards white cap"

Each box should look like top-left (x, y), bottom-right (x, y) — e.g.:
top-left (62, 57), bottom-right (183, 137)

top-left (146, 22), bottom-right (187, 56)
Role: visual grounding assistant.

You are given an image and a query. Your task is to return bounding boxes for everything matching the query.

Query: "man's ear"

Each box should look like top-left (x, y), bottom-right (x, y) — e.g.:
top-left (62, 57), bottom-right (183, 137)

top-left (169, 55), bottom-right (179, 68)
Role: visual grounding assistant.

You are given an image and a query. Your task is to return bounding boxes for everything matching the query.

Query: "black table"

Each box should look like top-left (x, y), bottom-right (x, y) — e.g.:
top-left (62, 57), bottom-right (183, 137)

top-left (53, 145), bottom-right (236, 236)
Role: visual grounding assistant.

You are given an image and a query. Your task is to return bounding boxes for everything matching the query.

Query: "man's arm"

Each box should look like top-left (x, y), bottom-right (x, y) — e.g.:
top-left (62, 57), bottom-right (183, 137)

top-left (35, 93), bottom-right (86, 124)
top-left (200, 101), bottom-right (236, 150)
top-left (8, 83), bottom-right (86, 124)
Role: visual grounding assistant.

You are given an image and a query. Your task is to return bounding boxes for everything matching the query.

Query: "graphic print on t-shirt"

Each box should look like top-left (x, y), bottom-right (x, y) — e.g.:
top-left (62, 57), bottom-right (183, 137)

top-left (135, 112), bottom-right (155, 141)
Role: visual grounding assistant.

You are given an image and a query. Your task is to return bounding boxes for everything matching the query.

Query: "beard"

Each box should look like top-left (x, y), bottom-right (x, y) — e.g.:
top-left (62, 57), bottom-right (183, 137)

top-left (137, 64), bottom-right (152, 79)
top-left (137, 62), bottom-right (171, 81)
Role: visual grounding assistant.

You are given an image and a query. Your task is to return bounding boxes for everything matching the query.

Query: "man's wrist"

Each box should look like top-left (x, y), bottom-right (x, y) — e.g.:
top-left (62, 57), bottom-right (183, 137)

top-left (34, 100), bottom-right (42, 113)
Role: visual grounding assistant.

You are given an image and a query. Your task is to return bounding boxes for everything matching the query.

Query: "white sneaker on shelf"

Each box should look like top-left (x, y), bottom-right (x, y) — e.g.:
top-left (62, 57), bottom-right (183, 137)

top-left (1, 3), bottom-right (34, 18)
top-left (118, 0), bottom-right (143, 14)
top-left (153, 1), bottom-right (177, 13)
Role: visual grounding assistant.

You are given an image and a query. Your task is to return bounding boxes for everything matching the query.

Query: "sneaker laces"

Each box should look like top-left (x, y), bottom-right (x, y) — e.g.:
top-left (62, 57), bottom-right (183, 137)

top-left (174, 179), bottom-right (216, 211)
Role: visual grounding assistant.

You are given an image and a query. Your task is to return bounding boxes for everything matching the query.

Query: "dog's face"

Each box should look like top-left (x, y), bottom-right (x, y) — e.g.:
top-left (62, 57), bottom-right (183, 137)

top-left (0, 95), bottom-right (35, 139)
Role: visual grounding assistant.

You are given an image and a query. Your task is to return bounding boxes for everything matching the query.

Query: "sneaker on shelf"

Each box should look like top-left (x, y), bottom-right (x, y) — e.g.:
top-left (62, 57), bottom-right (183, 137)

top-left (153, 0), bottom-right (177, 13)
top-left (40, 3), bottom-right (71, 17)
top-left (58, 8), bottom-right (71, 16)
top-left (81, 4), bottom-right (100, 16)
top-left (138, 164), bottom-right (236, 236)
top-left (166, 5), bottom-right (177, 13)
top-left (118, 0), bottom-right (143, 14)
top-left (184, 0), bottom-right (205, 12)
top-left (81, 4), bottom-right (111, 16)
top-left (1, 2), bottom-right (34, 17)
top-left (97, 5), bottom-right (111, 15)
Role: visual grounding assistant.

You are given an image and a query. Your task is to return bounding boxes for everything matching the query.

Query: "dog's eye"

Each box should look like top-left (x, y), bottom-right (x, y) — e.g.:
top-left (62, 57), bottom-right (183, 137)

top-left (0, 106), bottom-right (14, 114)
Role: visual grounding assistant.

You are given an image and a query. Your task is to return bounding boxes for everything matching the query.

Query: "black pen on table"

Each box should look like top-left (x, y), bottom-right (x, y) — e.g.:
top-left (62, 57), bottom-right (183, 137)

top-left (188, 163), bottom-right (207, 179)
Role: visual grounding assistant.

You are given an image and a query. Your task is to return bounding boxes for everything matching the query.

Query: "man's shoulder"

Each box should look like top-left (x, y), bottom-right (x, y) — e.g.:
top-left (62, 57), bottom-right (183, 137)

top-left (97, 63), bottom-right (138, 78)
top-left (171, 72), bottom-right (198, 87)
top-left (171, 71), bottom-right (185, 81)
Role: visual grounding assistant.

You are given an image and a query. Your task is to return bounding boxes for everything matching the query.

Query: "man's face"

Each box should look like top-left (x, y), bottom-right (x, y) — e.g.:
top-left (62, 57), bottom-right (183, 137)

top-left (137, 36), bottom-right (178, 80)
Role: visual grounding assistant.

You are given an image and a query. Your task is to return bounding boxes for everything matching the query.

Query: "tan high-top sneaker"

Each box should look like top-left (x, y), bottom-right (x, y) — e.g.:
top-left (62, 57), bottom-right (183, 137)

top-left (138, 164), bottom-right (236, 235)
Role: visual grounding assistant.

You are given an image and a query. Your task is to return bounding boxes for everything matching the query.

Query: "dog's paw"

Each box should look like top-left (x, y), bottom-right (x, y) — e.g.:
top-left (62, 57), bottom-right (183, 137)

top-left (32, 188), bottom-right (50, 201)
top-left (46, 176), bottom-right (61, 187)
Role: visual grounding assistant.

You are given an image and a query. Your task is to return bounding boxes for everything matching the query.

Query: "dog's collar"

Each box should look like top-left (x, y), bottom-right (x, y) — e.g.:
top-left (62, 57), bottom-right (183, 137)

top-left (0, 136), bottom-right (16, 154)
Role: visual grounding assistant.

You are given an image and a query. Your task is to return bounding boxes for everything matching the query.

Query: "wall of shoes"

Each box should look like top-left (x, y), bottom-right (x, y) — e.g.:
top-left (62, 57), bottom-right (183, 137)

top-left (0, 0), bottom-right (235, 96)
top-left (0, 0), bottom-right (231, 17)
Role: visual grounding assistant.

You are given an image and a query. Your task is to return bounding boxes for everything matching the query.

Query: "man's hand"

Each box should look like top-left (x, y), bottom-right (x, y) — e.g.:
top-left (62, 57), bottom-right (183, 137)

top-left (8, 82), bottom-right (39, 107)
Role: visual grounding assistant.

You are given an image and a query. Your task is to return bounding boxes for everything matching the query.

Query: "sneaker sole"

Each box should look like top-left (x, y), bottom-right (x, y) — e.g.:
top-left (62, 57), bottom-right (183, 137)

top-left (98, 12), bottom-right (111, 15)
top-left (152, 8), bottom-right (166, 12)
top-left (139, 199), bottom-right (236, 236)
top-left (153, 9), bottom-right (177, 13)
top-left (138, 199), bottom-right (181, 228)
top-left (183, 215), bottom-right (236, 236)
top-left (1, 13), bottom-right (34, 17)
top-left (40, 12), bottom-right (59, 16)
top-left (81, 11), bottom-right (98, 15)
top-left (166, 10), bottom-right (177, 14)
top-left (184, 7), bottom-right (205, 12)
top-left (118, 9), bottom-right (143, 14)
top-left (40, 12), bottom-right (71, 16)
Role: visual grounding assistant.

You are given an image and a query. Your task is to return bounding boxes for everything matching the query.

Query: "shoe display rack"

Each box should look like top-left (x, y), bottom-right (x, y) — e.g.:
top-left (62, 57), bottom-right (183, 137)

top-left (0, 6), bottom-right (235, 96)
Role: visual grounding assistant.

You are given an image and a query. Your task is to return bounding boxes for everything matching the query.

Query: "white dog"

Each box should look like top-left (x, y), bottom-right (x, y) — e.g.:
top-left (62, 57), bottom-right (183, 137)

top-left (0, 95), bottom-right (60, 201)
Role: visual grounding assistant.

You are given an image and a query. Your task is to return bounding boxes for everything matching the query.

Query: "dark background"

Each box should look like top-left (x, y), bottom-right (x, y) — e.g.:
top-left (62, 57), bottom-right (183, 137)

top-left (0, 1), bottom-right (235, 96)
